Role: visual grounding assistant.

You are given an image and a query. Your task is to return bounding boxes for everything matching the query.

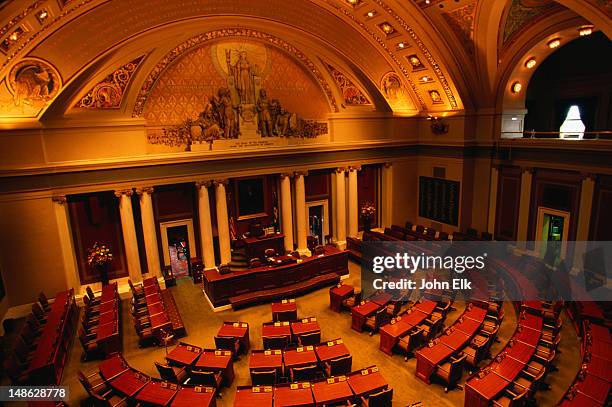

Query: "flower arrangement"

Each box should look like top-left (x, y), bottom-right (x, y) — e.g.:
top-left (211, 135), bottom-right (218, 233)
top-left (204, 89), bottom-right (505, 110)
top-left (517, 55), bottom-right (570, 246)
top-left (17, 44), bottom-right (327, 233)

top-left (360, 202), bottom-right (376, 219)
top-left (87, 242), bottom-right (113, 268)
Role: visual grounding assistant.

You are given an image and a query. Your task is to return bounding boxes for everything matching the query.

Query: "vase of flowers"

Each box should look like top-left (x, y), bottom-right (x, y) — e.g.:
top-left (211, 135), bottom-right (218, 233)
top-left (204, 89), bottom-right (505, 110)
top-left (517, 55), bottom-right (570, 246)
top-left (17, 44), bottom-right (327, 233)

top-left (87, 242), bottom-right (113, 286)
top-left (360, 202), bottom-right (376, 232)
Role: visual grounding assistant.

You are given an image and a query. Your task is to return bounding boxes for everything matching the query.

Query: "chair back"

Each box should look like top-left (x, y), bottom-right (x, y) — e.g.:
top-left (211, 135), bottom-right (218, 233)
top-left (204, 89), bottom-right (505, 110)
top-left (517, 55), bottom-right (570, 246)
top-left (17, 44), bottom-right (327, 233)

top-left (264, 248), bottom-right (276, 258)
top-left (32, 303), bottom-right (45, 319)
top-left (290, 364), bottom-right (318, 382)
top-left (290, 251), bottom-right (300, 258)
top-left (510, 388), bottom-right (528, 406)
top-left (274, 309), bottom-right (296, 322)
top-left (214, 336), bottom-right (239, 353)
top-left (218, 264), bottom-right (231, 275)
top-left (375, 308), bottom-right (389, 325)
top-left (329, 355), bottom-right (352, 376)
top-left (251, 369), bottom-right (277, 385)
top-left (38, 292), bottom-right (49, 308)
top-left (189, 370), bottom-right (219, 387)
top-left (128, 279), bottom-right (137, 292)
top-left (5, 353), bottom-right (25, 383)
top-left (449, 354), bottom-right (467, 382)
top-left (155, 362), bottom-right (177, 382)
top-left (297, 331), bottom-right (321, 346)
top-left (25, 314), bottom-right (41, 330)
top-left (263, 335), bottom-right (289, 350)
top-left (313, 245), bottom-right (326, 255)
top-left (367, 387), bottom-right (393, 407)
top-left (86, 286), bottom-right (96, 300)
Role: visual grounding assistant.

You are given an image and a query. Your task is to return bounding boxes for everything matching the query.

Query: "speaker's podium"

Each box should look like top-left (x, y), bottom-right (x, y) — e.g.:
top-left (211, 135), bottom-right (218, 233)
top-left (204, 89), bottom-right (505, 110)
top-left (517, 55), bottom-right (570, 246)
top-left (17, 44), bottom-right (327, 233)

top-left (243, 233), bottom-right (285, 260)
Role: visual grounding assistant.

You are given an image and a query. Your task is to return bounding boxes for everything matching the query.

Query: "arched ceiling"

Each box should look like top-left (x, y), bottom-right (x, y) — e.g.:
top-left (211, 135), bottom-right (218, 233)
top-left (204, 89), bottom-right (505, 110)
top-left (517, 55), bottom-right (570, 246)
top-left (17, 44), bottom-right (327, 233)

top-left (0, 0), bottom-right (609, 123)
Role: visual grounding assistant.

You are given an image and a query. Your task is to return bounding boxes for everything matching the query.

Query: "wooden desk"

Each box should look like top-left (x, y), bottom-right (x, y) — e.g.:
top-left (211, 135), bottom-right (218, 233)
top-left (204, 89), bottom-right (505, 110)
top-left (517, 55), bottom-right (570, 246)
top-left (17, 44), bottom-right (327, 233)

top-left (234, 386), bottom-right (273, 406)
top-left (194, 350), bottom-right (234, 386)
top-left (243, 233), bottom-right (285, 260)
top-left (492, 357), bottom-right (525, 381)
top-left (379, 319), bottom-right (413, 355)
top-left (312, 378), bottom-right (354, 406)
top-left (96, 321), bottom-right (120, 357)
top-left (315, 339), bottom-right (350, 363)
top-left (291, 317), bottom-right (320, 337)
top-left (347, 366), bottom-right (387, 397)
top-left (203, 247), bottom-right (348, 307)
top-left (249, 350), bottom-right (283, 377)
top-left (217, 322), bottom-right (250, 353)
top-left (110, 370), bottom-right (149, 397)
top-left (134, 380), bottom-right (178, 406)
top-left (170, 387), bottom-right (215, 407)
top-left (465, 371), bottom-right (510, 407)
top-left (165, 343), bottom-right (202, 366)
top-left (575, 373), bottom-right (611, 405)
top-left (271, 300), bottom-right (297, 321)
top-left (274, 383), bottom-right (314, 407)
top-left (283, 347), bottom-right (317, 375)
top-left (262, 322), bottom-right (291, 338)
top-left (415, 342), bottom-right (455, 383)
top-left (329, 284), bottom-right (354, 312)
top-left (99, 354), bottom-right (129, 381)
top-left (351, 302), bottom-right (380, 332)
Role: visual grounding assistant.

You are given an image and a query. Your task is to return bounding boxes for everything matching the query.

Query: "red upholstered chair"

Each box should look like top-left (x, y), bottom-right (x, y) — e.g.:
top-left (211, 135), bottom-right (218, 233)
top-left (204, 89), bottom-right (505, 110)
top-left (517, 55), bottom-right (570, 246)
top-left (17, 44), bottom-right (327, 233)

top-left (324, 355), bottom-right (352, 377)
top-left (290, 364), bottom-right (318, 382)
top-left (250, 369), bottom-right (277, 386)
top-left (297, 331), bottom-right (321, 346)
top-left (463, 339), bottom-right (488, 370)
top-left (492, 388), bottom-right (528, 407)
top-left (155, 362), bottom-right (188, 384)
top-left (341, 290), bottom-right (362, 312)
top-left (361, 388), bottom-right (393, 407)
top-left (397, 327), bottom-right (424, 361)
top-left (364, 308), bottom-right (391, 336)
top-left (433, 354), bottom-right (467, 392)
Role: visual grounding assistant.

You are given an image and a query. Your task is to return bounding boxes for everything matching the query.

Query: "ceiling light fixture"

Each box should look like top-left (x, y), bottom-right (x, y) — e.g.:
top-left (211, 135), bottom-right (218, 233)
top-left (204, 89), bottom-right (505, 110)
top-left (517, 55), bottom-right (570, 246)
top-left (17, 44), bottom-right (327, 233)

top-left (398, 42), bottom-right (405, 49)
top-left (511, 82), bottom-right (522, 93)
top-left (420, 76), bottom-right (432, 82)
top-left (579, 26), bottom-right (593, 36)
top-left (9, 32), bottom-right (18, 41)
top-left (366, 10), bottom-right (376, 17)
top-left (547, 38), bottom-right (561, 49)
top-left (525, 58), bottom-right (536, 69)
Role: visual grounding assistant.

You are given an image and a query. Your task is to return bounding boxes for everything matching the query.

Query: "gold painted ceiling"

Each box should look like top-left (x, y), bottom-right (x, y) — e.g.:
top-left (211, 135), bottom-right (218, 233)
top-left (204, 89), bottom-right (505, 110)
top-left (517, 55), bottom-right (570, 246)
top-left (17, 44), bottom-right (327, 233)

top-left (0, 0), bottom-right (609, 121)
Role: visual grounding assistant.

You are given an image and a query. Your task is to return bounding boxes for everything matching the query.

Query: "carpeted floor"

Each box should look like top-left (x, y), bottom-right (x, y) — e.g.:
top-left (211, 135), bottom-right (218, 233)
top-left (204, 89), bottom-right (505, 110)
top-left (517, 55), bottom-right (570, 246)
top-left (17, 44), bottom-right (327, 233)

top-left (57, 260), bottom-right (581, 406)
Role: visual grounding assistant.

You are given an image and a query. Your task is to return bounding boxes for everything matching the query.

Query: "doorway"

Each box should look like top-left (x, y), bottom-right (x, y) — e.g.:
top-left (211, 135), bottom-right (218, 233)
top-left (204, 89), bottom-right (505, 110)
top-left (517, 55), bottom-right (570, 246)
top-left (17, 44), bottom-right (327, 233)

top-left (306, 200), bottom-right (329, 245)
top-left (535, 207), bottom-right (570, 265)
top-left (167, 225), bottom-right (190, 278)
top-left (160, 219), bottom-right (197, 279)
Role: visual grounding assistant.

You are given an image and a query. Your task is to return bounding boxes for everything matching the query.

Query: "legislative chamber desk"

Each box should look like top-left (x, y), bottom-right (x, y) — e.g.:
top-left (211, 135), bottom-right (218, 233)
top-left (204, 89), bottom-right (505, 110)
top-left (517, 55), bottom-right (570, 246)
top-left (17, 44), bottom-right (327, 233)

top-left (243, 233), bottom-right (285, 259)
top-left (203, 246), bottom-right (349, 308)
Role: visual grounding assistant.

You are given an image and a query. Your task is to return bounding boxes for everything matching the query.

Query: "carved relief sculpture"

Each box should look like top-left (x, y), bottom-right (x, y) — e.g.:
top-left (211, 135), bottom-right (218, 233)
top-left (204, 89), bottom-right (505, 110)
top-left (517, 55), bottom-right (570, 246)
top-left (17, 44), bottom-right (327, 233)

top-left (7, 58), bottom-right (60, 107)
top-left (326, 63), bottom-right (370, 106)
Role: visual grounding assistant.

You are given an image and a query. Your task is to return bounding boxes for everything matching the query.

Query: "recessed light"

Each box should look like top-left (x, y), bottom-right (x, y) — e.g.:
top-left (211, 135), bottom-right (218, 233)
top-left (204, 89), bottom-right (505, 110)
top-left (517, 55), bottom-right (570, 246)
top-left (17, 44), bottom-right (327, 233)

top-left (579, 26), bottom-right (593, 36)
top-left (511, 82), bottom-right (522, 93)
top-left (420, 76), bottom-right (432, 82)
top-left (366, 10), bottom-right (376, 18)
top-left (398, 42), bottom-right (405, 49)
top-left (547, 38), bottom-right (561, 49)
top-left (9, 32), bottom-right (18, 41)
top-left (379, 22), bottom-right (395, 35)
top-left (345, 0), bottom-right (362, 5)
top-left (525, 58), bottom-right (536, 69)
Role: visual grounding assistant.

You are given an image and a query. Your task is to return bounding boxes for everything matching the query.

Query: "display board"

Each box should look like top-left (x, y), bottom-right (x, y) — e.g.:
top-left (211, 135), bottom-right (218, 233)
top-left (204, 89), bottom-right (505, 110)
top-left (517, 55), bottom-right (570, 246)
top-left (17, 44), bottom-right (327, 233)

top-left (418, 176), bottom-right (460, 226)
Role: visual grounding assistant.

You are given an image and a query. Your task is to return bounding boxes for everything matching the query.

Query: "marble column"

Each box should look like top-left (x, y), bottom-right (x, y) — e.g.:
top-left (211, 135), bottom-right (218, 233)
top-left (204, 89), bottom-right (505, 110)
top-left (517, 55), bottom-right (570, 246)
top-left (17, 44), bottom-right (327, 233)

top-left (335, 168), bottom-right (347, 249)
top-left (280, 173), bottom-right (294, 252)
top-left (573, 174), bottom-right (596, 272)
top-left (381, 163), bottom-right (393, 228)
top-left (214, 180), bottom-right (231, 264)
top-left (136, 187), bottom-right (162, 279)
top-left (196, 181), bottom-right (216, 269)
top-left (516, 168), bottom-right (533, 245)
top-left (347, 166), bottom-right (360, 237)
top-left (115, 189), bottom-right (142, 282)
top-left (294, 171), bottom-right (310, 256)
top-left (52, 195), bottom-right (80, 291)
top-left (487, 166), bottom-right (499, 235)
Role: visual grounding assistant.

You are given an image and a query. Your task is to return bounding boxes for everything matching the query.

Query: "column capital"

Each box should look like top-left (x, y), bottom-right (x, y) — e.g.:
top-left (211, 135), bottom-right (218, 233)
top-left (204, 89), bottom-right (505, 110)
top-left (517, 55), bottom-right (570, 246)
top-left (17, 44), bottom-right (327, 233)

top-left (195, 180), bottom-right (214, 188)
top-left (520, 166), bottom-right (533, 175)
top-left (280, 172), bottom-right (294, 179)
top-left (580, 172), bottom-right (597, 182)
top-left (213, 179), bottom-right (229, 187)
top-left (348, 165), bottom-right (362, 172)
top-left (114, 189), bottom-right (134, 198)
top-left (52, 195), bottom-right (67, 205)
top-left (294, 170), bottom-right (308, 177)
top-left (384, 162), bottom-right (392, 169)
top-left (135, 186), bottom-right (154, 195)
top-left (335, 167), bottom-right (346, 174)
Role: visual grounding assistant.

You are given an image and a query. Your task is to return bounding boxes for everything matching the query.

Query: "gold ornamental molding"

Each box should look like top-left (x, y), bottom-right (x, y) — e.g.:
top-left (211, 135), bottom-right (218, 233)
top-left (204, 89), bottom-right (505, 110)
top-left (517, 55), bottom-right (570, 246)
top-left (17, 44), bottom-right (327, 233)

top-left (132, 28), bottom-right (339, 117)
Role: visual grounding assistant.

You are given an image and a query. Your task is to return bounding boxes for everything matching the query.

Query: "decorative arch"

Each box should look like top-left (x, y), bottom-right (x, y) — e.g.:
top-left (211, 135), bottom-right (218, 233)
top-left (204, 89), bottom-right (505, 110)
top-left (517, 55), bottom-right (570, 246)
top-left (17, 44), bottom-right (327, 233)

top-left (131, 28), bottom-right (338, 118)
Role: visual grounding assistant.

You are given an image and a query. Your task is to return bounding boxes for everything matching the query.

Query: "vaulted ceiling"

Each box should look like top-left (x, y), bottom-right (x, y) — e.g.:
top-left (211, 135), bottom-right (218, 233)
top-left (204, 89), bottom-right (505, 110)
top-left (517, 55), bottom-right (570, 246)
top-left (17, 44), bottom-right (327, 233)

top-left (0, 0), bottom-right (609, 123)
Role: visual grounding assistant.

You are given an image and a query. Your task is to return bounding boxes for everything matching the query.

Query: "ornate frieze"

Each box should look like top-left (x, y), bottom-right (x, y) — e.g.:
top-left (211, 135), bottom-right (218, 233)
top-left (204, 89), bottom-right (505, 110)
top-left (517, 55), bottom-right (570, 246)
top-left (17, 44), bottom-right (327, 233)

top-left (326, 63), bottom-right (370, 106)
top-left (75, 56), bottom-right (144, 109)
